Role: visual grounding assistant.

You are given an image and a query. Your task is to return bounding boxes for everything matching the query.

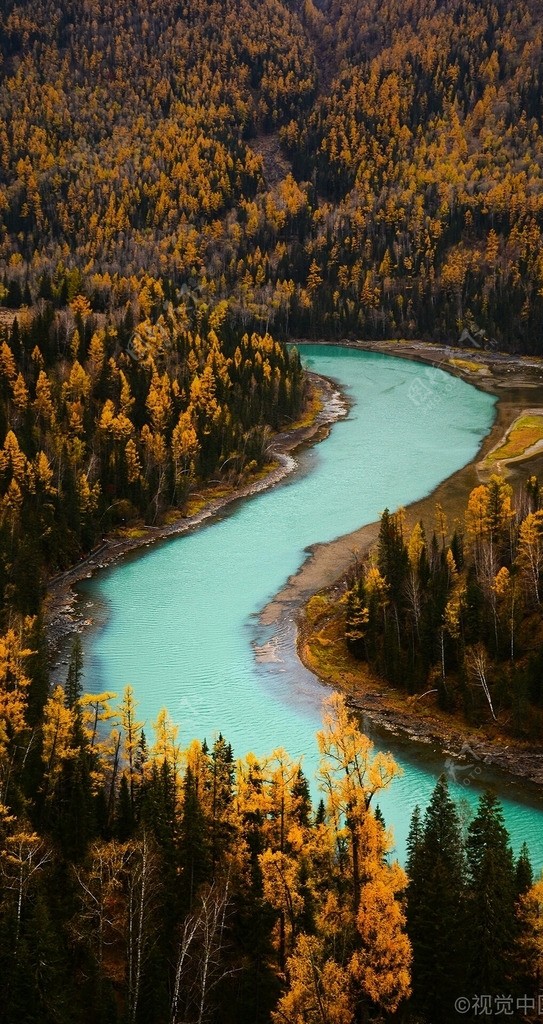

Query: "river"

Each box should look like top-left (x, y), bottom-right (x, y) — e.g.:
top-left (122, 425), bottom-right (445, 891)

top-left (78, 345), bottom-right (543, 867)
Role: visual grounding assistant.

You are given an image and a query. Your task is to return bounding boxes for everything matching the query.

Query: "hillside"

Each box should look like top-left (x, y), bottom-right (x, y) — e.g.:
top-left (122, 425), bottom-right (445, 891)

top-left (1, 0), bottom-right (543, 349)
top-left (3, 6), bottom-right (543, 1024)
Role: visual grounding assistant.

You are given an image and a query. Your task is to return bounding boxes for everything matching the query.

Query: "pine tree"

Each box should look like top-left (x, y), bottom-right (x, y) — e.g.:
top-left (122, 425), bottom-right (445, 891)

top-left (291, 767), bottom-right (311, 827)
top-left (406, 777), bottom-right (467, 1021)
top-left (465, 791), bottom-right (516, 997)
top-left (65, 636), bottom-right (84, 709)
top-left (208, 734), bottom-right (235, 876)
top-left (116, 774), bottom-right (135, 840)
top-left (405, 805), bottom-right (422, 878)
top-left (179, 766), bottom-right (210, 913)
top-left (377, 507), bottom-right (408, 604)
top-left (516, 842), bottom-right (534, 897)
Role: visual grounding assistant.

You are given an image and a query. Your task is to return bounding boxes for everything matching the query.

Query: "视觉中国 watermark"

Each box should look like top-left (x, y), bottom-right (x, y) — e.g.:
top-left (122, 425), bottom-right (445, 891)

top-left (455, 993), bottom-right (543, 1016)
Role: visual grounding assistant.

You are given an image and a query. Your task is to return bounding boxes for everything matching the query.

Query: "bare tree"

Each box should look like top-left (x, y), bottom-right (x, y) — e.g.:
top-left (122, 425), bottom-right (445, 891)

top-left (72, 840), bottom-right (128, 996)
top-left (73, 833), bottom-right (161, 1018)
top-left (0, 827), bottom-right (52, 948)
top-left (467, 644), bottom-right (497, 722)
top-left (170, 874), bottom-right (234, 1024)
top-left (125, 833), bottom-right (162, 1024)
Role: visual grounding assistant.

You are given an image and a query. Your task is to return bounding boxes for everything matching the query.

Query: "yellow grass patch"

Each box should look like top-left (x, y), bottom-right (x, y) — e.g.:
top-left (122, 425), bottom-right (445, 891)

top-left (287, 382), bottom-right (323, 431)
top-left (487, 414), bottom-right (543, 463)
top-left (162, 509), bottom-right (184, 525)
top-left (114, 525), bottom-right (148, 539)
top-left (449, 357), bottom-right (485, 373)
top-left (249, 460), bottom-right (278, 481)
top-left (182, 484), bottom-right (232, 517)
top-left (305, 593), bottom-right (331, 627)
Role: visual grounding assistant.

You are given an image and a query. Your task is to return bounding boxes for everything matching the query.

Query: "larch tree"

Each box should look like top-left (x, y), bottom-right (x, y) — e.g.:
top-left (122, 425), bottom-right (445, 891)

top-left (315, 694), bottom-right (411, 1015)
top-left (317, 692), bottom-right (401, 908)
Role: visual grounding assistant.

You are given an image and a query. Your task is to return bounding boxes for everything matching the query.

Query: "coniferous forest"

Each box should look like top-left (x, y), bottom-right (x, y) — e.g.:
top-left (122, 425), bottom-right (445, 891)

top-left (2, 1), bottom-right (543, 1022)
top-left (1, 0), bottom-right (543, 350)
top-left (2, 679), bottom-right (542, 1024)
top-left (343, 476), bottom-right (543, 736)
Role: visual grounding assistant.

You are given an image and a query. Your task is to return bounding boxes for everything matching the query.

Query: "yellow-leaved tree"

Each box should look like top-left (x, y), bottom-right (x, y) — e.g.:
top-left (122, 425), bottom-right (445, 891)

top-left (517, 874), bottom-right (543, 987)
top-left (275, 694), bottom-right (411, 1021)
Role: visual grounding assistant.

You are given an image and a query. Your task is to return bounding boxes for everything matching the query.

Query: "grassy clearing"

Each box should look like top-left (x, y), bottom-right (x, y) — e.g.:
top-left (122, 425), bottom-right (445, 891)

top-left (305, 593), bottom-right (332, 628)
top-left (181, 461), bottom-right (280, 517)
top-left (487, 414), bottom-right (543, 463)
top-left (162, 508), bottom-right (185, 525)
top-left (249, 460), bottom-right (278, 481)
top-left (302, 612), bottom-right (354, 682)
top-left (300, 610), bottom-right (405, 710)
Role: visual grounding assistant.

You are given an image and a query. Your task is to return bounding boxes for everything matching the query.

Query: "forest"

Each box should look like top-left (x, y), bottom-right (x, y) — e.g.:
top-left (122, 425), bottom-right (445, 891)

top-left (1, 0), bottom-right (543, 349)
top-left (2, 0), bottom-right (543, 1021)
top-left (340, 475), bottom-right (543, 736)
top-left (1, 667), bottom-right (541, 1024)
top-left (0, 306), bottom-right (305, 620)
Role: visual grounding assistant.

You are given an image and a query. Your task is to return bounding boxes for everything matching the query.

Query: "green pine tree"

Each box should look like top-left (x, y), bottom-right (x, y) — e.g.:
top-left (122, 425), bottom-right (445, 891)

top-left (515, 841), bottom-right (534, 897)
top-left (465, 791), bottom-right (517, 997)
top-left (406, 777), bottom-right (467, 1021)
top-left (65, 636), bottom-right (84, 710)
top-left (179, 766), bottom-right (210, 913)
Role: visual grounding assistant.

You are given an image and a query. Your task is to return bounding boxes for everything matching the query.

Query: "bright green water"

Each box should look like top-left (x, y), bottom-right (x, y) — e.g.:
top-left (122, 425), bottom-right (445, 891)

top-left (79, 346), bottom-right (543, 867)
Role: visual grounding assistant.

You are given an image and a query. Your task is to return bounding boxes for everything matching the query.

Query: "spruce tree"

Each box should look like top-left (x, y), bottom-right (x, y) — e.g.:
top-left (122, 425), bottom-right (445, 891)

top-left (406, 777), bottom-right (467, 1021)
top-left (465, 791), bottom-right (517, 997)
top-left (515, 841), bottom-right (534, 897)
top-left (377, 508), bottom-right (408, 603)
top-left (314, 798), bottom-right (326, 825)
top-left (291, 766), bottom-right (312, 827)
top-left (65, 636), bottom-right (84, 709)
top-left (405, 804), bottom-right (422, 878)
top-left (115, 774), bottom-right (135, 840)
top-left (209, 734), bottom-right (235, 875)
top-left (179, 765), bottom-right (210, 913)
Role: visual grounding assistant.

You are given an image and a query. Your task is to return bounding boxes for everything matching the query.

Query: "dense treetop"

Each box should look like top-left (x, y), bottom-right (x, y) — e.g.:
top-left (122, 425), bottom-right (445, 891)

top-left (0, 306), bottom-right (304, 619)
top-left (2, 0), bottom-right (543, 348)
top-left (340, 475), bottom-right (543, 738)
top-left (1, 6), bottom-right (543, 1019)
top-left (0, 653), bottom-right (538, 1023)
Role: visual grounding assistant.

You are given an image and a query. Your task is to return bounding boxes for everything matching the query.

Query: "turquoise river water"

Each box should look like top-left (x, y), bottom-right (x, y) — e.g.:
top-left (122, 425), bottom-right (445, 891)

top-left (79, 345), bottom-right (543, 867)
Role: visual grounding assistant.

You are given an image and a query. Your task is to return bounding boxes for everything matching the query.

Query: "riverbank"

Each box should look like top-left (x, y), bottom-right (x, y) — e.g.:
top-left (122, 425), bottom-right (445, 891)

top-left (261, 339), bottom-right (543, 786)
top-left (46, 337), bottom-right (543, 786)
top-left (45, 370), bottom-right (348, 662)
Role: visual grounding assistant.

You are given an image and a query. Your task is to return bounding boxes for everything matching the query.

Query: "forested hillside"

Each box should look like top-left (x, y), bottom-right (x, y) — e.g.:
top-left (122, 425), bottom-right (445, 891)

top-left (303, 475), bottom-right (543, 739)
top-left (2, 0), bottom-right (543, 348)
top-left (0, 308), bottom-right (304, 619)
top-left (3, 4), bottom-right (543, 1022)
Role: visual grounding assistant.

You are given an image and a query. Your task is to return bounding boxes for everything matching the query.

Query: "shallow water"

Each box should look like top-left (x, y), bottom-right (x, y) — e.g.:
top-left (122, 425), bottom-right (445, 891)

top-left (79, 345), bottom-right (543, 867)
